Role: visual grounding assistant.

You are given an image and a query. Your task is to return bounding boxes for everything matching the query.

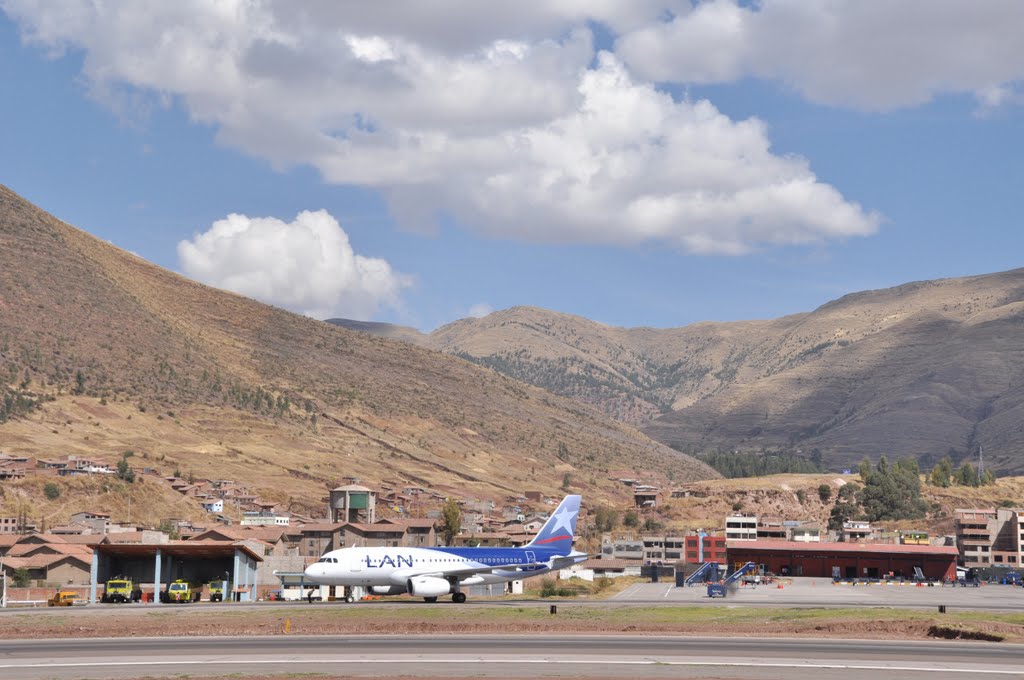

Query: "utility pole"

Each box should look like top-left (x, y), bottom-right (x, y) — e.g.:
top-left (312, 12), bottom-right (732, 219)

top-left (978, 445), bottom-right (984, 480)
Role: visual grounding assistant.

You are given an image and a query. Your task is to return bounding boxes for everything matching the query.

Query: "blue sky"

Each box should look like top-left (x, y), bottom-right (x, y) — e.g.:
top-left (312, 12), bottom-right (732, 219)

top-left (1, 2), bottom-right (1022, 331)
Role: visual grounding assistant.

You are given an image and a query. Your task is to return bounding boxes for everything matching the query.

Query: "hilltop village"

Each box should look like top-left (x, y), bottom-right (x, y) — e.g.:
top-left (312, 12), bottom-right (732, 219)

top-left (2, 450), bottom-right (1020, 600)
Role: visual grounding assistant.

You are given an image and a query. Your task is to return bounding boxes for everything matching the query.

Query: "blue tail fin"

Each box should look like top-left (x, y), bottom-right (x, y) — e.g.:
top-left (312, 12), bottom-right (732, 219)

top-left (526, 495), bottom-right (581, 555)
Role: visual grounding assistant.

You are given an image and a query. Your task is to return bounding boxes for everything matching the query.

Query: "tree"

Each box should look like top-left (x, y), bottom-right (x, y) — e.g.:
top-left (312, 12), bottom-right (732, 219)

top-left (622, 510), bottom-right (639, 528)
top-left (827, 500), bottom-right (859, 531)
top-left (43, 482), bottom-right (61, 500)
top-left (795, 489), bottom-right (807, 504)
top-left (930, 456), bottom-right (953, 488)
top-left (11, 567), bottom-right (31, 588)
top-left (817, 484), bottom-right (832, 503)
top-left (441, 498), bottom-right (461, 545)
top-left (561, 473), bottom-right (571, 490)
top-left (858, 457), bottom-right (927, 522)
top-left (642, 518), bottom-right (663, 532)
top-left (594, 506), bottom-right (618, 533)
top-left (116, 454), bottom-right (135, 483)
top-left (955, 461), bottom-right (978, 487)
top-left (858, 457), bottom-right (873, 481)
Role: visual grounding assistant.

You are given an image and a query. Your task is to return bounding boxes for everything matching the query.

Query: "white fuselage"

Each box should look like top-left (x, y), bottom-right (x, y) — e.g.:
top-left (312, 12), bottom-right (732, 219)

top-left (303, 546), bottom-right (552, 588)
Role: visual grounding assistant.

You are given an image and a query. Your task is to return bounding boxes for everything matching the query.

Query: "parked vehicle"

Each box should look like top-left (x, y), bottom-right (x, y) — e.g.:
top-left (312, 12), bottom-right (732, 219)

top-left (163, 579), bottom-right (202, 603)
top-left (208, 581), bottom-right (226, 602)
top-left (47, 591), bottom-right (79, 607)
top-left (101, 578), bottom-right (141, 603)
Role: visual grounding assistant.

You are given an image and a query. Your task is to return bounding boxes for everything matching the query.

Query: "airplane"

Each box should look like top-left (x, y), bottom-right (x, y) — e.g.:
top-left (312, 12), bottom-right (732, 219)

top-left (303, 494), bottom-right (587, 603)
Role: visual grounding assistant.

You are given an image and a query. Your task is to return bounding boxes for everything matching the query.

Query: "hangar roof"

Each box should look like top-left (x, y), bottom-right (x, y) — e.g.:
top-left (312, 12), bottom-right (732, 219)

top-left (90, 540), bottom-right (263, 562)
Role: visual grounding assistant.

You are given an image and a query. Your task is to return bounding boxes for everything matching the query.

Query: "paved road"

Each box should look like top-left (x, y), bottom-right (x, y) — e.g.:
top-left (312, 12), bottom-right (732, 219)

top-left (1, 635), bottom-right (1022, 679)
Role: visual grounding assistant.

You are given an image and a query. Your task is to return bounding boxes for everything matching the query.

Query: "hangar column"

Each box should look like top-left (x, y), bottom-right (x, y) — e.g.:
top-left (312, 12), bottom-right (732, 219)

top-left (233, 549), bottom-right (241, 603)
top-left (244, 554), bottom-right (252, 602)
top-left (153, 548), bottom-right (162, 606)
top-left (89, 549), bottom-right (99, 604)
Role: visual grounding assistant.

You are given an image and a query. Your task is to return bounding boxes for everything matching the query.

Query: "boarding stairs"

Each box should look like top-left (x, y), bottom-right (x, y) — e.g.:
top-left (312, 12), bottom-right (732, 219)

top-left (684, 562), bottom-right (719, 586)
top-left (707, 562), bottom-right (758, 598)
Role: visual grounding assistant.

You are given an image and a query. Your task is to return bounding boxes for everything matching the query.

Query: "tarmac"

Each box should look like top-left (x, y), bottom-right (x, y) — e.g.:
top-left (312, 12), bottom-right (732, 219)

top-left (612, 576), bottom-right (1024, 610)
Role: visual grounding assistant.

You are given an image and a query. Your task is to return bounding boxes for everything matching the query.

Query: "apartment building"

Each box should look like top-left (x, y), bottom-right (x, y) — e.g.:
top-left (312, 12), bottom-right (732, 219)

top-left (725, 515), bottom-right (757, 541)
top-left (683, 534), bottom-right (727, 564)
top-left (956, 507), bottom-right (1024, 568)
top-left (956, 508), bottom-right (995, 566)
top-left (641, 535), bottom-right (685, 563)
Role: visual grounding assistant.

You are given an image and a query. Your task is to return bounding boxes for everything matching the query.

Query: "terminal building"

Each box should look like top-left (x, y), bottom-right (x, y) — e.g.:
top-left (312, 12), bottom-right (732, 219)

top-left (726, 540), bottom-right (958, 580)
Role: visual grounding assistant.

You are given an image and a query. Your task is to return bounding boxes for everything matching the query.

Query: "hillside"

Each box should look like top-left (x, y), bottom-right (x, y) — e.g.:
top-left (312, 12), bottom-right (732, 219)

top-left (0, 184), bottom-right (716, 525)
top-left (354, 271), bottom-right (1024, 473)
top-left (659, 473), bottom-right (1024, 538)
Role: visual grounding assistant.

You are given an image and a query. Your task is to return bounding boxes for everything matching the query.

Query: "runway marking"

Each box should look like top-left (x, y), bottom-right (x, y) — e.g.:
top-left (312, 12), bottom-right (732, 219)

top-left (663, 585), bottom-right (673, 598)
top-left (1, 659), bottom-right (1019, 675)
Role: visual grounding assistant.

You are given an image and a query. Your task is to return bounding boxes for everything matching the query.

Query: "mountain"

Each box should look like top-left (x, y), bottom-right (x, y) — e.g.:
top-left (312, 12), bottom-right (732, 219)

top-left (370, 272), bottom-right (1024, 474)
top-left (324, 318), bottom-right (425, 345)
top-left (0, 184), bottom-right (716, 522)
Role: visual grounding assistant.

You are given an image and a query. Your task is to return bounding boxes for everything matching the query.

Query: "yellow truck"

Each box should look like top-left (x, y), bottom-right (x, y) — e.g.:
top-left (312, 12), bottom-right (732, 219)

top-left (208, 581), bottom-right (225, 602)
top-left (47, 591), bottom-right (79, 607)
top-left (162, 579), bottom-right (202, 603)
top-left (101, 578), bottom-right (141, 603)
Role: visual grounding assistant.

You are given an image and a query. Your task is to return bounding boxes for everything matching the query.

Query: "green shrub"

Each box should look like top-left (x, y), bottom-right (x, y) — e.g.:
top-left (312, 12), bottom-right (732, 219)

top-left (12, 567), bottom-right (31, 587)
top-left (44, 482), bottom-right (61, 500)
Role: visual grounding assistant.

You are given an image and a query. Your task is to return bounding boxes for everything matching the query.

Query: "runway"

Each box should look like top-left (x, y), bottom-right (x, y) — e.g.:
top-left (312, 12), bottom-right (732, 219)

top-left (5, 578), bottom-right (1023, 615)
top-left (610, 578), bottom-right (1024, 611)
top-left (1, 634), bottom-right (1022, 679)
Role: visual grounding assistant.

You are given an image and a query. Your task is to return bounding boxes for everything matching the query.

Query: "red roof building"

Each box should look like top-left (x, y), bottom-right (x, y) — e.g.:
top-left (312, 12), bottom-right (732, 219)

top-left (726, 540), bottom-right (958, 581)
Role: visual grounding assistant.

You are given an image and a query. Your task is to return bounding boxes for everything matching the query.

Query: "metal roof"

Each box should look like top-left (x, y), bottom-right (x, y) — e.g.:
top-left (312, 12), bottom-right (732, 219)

top-left (726, 540), bottom-right (958, 555)
top-left (90, 540), bottom-right (263, 562)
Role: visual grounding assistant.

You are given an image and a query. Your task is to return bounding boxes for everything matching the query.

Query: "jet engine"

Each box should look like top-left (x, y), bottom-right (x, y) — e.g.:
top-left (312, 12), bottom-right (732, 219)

top-left (370, 585), bottom-right (406, 596)
top-left (406, 576), bottom-right (451, 598)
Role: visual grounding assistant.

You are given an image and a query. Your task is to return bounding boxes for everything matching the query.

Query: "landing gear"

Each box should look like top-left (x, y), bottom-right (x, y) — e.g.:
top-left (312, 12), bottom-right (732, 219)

top-left (423, 596), bottom-right (438, 603)
top-left (452, 592), bottom-right (466, 604)
top-left (345, 595), bottom-right (355, 603)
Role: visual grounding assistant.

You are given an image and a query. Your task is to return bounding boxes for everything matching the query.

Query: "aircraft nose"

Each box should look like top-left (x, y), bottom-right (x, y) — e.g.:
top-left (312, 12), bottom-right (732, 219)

top-left (304, 564), bottom-right (320, 580)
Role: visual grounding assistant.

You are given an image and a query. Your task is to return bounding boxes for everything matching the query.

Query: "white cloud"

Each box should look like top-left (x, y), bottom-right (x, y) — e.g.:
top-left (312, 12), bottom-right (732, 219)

top-left (5, 0), bottom-right (880, 253)
top-left (177, 210), bottom-right (411, 320)
top-left (617, 0), bottom-right (1024, 111)
top-left (467, 303), bottom-right (493, 318)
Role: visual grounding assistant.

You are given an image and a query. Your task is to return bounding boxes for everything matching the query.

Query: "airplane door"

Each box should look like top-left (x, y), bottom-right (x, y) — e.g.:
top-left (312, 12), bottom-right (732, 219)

top-left (525, 550), bottom-right (536, 565)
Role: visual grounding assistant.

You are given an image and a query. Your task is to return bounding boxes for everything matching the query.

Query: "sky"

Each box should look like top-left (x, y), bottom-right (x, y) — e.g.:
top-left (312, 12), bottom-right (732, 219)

top-left (1, 1), bottom-right (1022, 332)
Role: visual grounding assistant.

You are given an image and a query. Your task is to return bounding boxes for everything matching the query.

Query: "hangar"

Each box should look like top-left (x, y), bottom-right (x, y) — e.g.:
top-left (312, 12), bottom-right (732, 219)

top-left (88, 540), bottom-right (262, 604)
top-left (726, 540), bottom-right (958, 581)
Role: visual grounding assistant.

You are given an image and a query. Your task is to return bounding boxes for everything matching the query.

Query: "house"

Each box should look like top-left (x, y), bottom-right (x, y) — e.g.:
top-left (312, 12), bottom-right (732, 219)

top-left (452, 531), bottom-right (511, 547)
top-left (840, 520), bottom-right (874, 542)
top-left (725, 515), bottom-right (758, 541)
top-left (563, 558), bottom-right (643, 580)
top-left (634, 487), bottom-right (662, 508)
top-left (757, 518), bottom-right (787, 540)
top-left (0, 535), bottom-right (95, 585)
top-left (70, 511), bottom-right (112, 534)
top-left (0, 516), bottom-right (35, 535)
top-left (201, 499), bottom-right (224, 513)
